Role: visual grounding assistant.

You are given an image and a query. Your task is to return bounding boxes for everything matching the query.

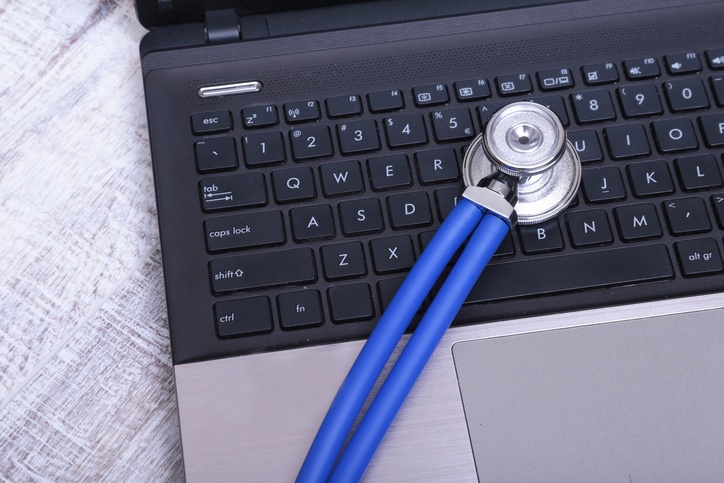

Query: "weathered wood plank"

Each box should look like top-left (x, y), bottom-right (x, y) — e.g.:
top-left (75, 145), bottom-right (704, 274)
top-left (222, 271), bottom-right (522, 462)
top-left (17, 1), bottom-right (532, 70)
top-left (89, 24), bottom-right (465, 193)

top-left (0, 0), bottom-right (182, 479)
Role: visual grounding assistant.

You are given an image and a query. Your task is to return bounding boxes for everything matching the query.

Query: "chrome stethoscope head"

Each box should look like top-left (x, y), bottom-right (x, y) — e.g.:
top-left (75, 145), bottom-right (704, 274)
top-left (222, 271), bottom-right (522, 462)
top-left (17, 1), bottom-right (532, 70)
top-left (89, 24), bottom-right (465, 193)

top-left (462, 102), bottom-right (581, 225)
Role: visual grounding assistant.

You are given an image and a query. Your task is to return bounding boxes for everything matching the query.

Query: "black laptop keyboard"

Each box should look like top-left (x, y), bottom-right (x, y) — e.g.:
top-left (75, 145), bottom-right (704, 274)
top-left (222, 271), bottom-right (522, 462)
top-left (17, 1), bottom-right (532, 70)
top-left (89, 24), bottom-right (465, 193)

top-left (187, 48), bottom-right (724, 356)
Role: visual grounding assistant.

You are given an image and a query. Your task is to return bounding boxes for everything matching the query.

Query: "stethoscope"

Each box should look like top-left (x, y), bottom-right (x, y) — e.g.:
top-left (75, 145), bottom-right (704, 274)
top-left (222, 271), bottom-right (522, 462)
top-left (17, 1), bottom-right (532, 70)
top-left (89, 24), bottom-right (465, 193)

top-left (297, 102), bottom-right (582, 482)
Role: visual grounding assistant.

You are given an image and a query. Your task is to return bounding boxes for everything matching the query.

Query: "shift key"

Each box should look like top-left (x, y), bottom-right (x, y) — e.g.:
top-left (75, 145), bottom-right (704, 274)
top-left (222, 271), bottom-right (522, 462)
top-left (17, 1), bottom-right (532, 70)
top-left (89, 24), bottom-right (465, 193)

top-left (209, 248), bottom-right (316, 294)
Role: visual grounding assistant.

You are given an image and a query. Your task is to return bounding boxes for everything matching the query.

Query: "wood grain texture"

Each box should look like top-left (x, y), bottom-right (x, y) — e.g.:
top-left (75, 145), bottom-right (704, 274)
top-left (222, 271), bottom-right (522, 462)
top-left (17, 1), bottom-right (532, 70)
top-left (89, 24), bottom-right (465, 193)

top-left (0, 0), bottom-right (183, 479)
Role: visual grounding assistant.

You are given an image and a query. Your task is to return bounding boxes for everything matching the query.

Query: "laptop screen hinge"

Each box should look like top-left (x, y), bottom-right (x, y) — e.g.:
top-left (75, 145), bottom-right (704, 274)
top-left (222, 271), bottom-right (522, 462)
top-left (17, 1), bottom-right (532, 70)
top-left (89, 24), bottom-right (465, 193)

top-left (205, 8), bottom-right (241, 44)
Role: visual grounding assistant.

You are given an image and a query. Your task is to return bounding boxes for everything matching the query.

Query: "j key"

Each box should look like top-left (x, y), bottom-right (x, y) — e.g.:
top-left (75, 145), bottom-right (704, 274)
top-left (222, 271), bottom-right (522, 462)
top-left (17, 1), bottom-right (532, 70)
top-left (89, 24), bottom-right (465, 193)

top-left (581, 166), bottom-right (626, 203)
top-left (215, 297), bottom-right (272, 337)
top-left (652, 118), bottom-right (699, 153)
top-left (368, 89), bottom-right (404, 112)
top-left (191, 110), bottom-right (232, 135)
top-left (496, 73), bottom-right (532, 96)
top-left (321, 241), bottom-right (367, 280)
top-left (319, 160), bottom-right (364, 196)
top-left (567, 130), bottom-right (603, 163)
top-left (617, 84), bottom-right (663, 118)
top-left (455, 78), bottom-right (491, 102)
top-left (284, 100), bottom-right (320, 123)
top-left (614, 203), bottom-right (663, 241)
top-left (370, 235), bottom-right (416, 273)
top-left (627, 160), bottom-right (675, 197)
top-left (384, 113), bottom-right (428, 147)
top-left (278, 290), bottom-right (324, 329)
top-left (431, 107), bottom-right (475, 142)
top-left (581, 62), bottom-right (619, 85)
top-left (466, 245), bottom-right (673, 303)
top-left (536, 67), bottom-right (574, 91)
top-left (675, 238), bottom-right (724, 276)
top-left (604, 124), bottom-right (651, 159)
top-left (337, 119), bottom-right (380, 154)
top-left (623, 57), bottom-right (660, 80)
top-left (195, 137), bottom-right (237, 172)
top-left (204, 211), bottom-right (285, 252)
top-left (368, 154), bottom-right (411, 190)
top-left (242, 105), bottom-right (278, 128)
top-left (289, 125), bottom-right (333, 160)
top-left (699, 113), bottom-right (724, 147)
top-left (664, 78), bottom-right (710, 112)
top-left (705, 48), bottom-right (724, 70)
top-left (200, 173), bottom-right (267, 212)
top-left (326, 94), bottom-right (362, 118)
top-left (571, 90), bottom-right (616, 123)
top-left (566, 209), bottom-right (614, 247)
top-left (242, 131), bottom-right (285, 166)
top-left (665, 52), bottom-right (702, 75)
top-left (413, 83), bottom-right (449, 107)
top-left (209, 248), bottom-right (317, 294)
top-left (675, 154), bottom-right (723, 191)
top-left (328, 283), bottom-right (374, 323)
top-left (664, 197), bottom-right (711, 234)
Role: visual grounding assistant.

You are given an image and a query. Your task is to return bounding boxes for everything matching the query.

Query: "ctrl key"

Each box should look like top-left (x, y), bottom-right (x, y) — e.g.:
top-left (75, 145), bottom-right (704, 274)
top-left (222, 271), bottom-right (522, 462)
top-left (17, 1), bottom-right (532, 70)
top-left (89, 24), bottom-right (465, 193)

top-left (214, 297), bottom-right (273, 337)
top-left (675, 238), bottom-right (724, 277)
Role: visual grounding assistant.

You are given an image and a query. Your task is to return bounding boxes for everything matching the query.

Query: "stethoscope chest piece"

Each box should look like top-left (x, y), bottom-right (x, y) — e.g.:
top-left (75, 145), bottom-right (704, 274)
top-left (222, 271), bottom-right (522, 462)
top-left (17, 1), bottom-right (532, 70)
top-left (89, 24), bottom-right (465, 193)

top-left (463, 102), bottom-right (581, 225)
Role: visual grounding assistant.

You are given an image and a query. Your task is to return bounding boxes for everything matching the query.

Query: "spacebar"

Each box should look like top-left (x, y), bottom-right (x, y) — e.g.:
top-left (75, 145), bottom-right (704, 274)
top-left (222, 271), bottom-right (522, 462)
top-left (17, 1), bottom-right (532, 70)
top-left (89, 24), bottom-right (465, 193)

top-left (466, 244), bottom-right (673, 304)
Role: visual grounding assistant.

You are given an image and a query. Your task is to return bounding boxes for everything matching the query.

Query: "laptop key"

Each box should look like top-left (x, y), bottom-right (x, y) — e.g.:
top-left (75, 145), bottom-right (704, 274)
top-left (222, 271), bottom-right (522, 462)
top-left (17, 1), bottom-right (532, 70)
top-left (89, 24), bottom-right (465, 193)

top-left (604, 123), bottom-right (651, 159)
top-left (430, 107), bottom-right (475, 142)
top-left (242, 105), bottom-right (278, 128)
top-left (675, 154), bottom-right (723, 191)
top-left (581, 166), bottom-right (626, 203)
top-left (337, 119), bottom-right (380, 154)
top-left (215, 297), bottom-right (272, 337)
top-left (191, 110), bottom-right (232, 135)
top-left (277, 290), bottom-right (324, 329)
top-left (566, 209), bottom-right (614, 247)
top-left (368, 89), bottom-right (404, 112)
top-left (665, 52), bottom-right (702, 75)
top-left (651, 118), bottom-right (699, 153)
top-left (571, 89), bottom-right (616, 123)
top-left (627, 160), bottom-right (675, 197)
top-left (387, 191), bottom-right (433, 228)
top-left (496, 73), bottom-right (533, 96)
top-left (705, 48), bottom-right (724, 70)
top-left (664, 78), bottom-right (710, 112)
top-left (699, 113), bottom-right (724, 147)
top-left (617, 84), bottom-right (663, 118)
top-left (319, 159), bottom-right (364, 196)
top-left (623, 56), bottom-right (661, 80)
top-left (200, 173), bottom-right (267, 212)
top-left (614, 203), bottom-right (663, 241)
top-left (368, 154), bottom-right (411, 190)
top-left (242, 131), bottom-right (285, 166)
top-left (272, 166), bottom-right (316, 203)
top-left (321, 241), bottom-right (367, 280)
top-left (711, 194), bottom-right (724, 227)
top-left (567, 130), bottom-right (603, 163)
top-left (536, 67), bottom-right (574, 91)
top-left (289, 125), bottom-right (333, 160)
top-left (370, 234), bottom-right (416, 273)
top-left (204, 211), bottom-right (285, 252)
top-left (413, 83), bottom-right (449, 106)
top-left (454, 78), bottom-right (491, 102)
top-left (664, 197), bottom-right (712, 234)
top-left (710, 76), bottom-right (724, 106)
top-left (284, 100), bottom-right (320, 123)
top-left (209, 248), bottom-right (317, 294)
top-left (328, 283), bottom-right (374, 323)
top-left (195, 137), bottom-right (238, 172)
top-left (581, 62), bottom-right (619, 85)
top-left (384, 113), bottom-right (428, 147)
top-left (466, 244), bottom-right (673, 303)
top-left (675, 238), bottom-right (724, 276)
top-left (326, 94), bottom-right (362, 118)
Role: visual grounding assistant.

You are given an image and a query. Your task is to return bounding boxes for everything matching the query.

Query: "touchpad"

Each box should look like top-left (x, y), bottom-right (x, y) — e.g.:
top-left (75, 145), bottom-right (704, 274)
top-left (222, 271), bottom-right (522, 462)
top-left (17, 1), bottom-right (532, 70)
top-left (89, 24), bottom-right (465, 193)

top-left (452, 309), bottom-right (724, 481)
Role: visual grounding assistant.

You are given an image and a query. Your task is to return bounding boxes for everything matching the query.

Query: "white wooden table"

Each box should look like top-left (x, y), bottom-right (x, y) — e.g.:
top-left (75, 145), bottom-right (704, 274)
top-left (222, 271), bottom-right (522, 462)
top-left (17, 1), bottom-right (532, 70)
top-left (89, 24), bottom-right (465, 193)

top-left (0, 1), bottom-right (184, 479)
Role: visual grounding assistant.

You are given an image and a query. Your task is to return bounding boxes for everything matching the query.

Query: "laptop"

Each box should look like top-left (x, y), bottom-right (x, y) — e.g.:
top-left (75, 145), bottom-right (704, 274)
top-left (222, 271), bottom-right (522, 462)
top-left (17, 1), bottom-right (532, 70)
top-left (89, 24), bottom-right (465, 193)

top-left (135, 0), bottom-right (724, 480)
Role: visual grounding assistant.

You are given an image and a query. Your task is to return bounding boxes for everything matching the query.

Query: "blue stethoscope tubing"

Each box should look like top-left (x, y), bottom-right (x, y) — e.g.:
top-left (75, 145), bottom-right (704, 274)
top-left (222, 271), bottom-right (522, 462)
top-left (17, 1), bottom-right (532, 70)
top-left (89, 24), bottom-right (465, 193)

top-left (297, 196), bottom-right (510, 482)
